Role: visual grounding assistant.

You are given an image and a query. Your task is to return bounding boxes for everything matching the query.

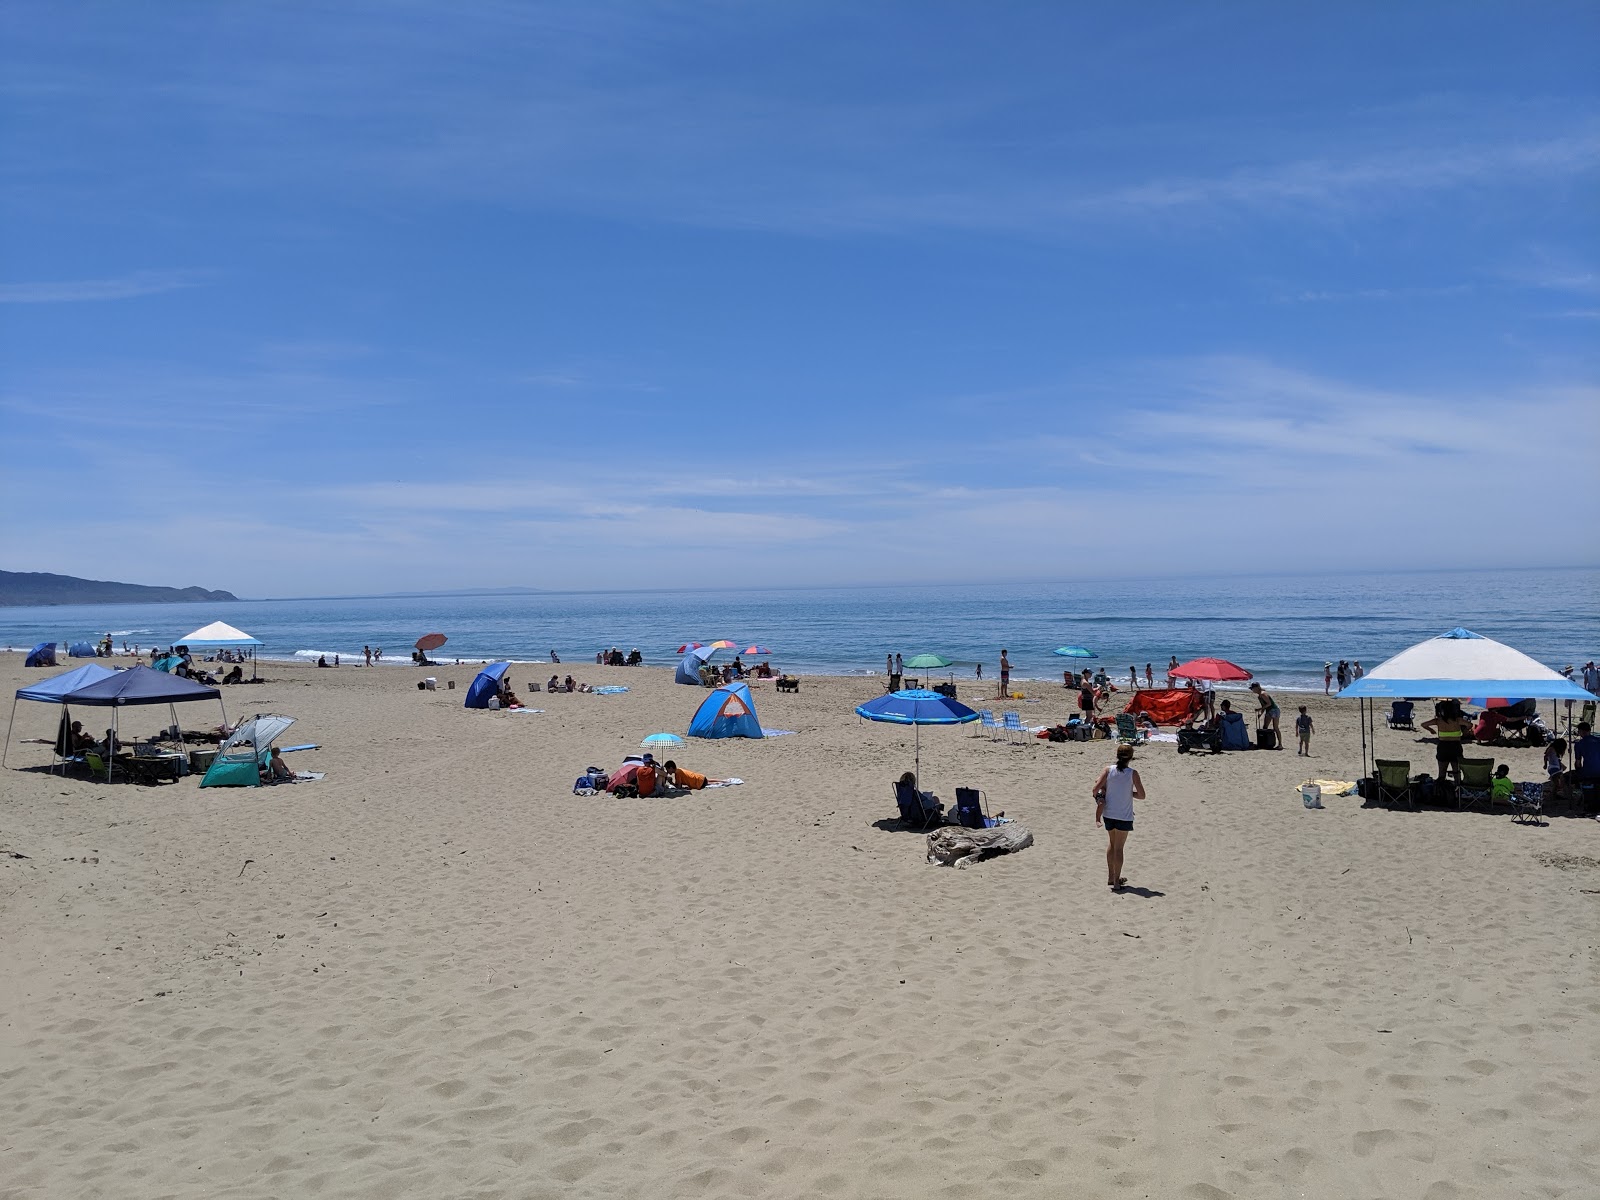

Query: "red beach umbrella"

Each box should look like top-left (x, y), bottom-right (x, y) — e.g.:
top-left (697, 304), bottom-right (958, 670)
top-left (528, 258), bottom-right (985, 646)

top-left (676, 642), bottom-right (703, 654)
top-left (1170, 657), bottom-right (1252, 682)
top-left (415, 633), bottom-right (448, 652)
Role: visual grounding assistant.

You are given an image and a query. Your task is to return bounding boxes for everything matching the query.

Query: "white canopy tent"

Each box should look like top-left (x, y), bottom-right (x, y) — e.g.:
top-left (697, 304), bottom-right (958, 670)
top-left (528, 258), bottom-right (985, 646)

top-left (178, 620), bottom-right (262, 679)
top-left (1339, 627), bottom-right (1594, 776)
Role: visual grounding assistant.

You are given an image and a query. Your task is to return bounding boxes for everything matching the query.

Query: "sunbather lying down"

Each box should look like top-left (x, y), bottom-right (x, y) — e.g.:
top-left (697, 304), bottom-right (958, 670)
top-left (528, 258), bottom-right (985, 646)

top-left (663, 760), bottom-right (732, 791)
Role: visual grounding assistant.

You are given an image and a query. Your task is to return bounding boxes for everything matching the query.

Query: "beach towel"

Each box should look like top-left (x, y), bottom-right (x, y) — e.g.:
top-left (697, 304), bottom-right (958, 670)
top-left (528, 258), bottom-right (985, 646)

top-left (507, 708), bottom-right (546, 714)
top-left (1298, 778), bottom-right (1359, 797)
top-left (759, 728), bottom-right (796, 737)
top-left (592, 686), bottom-right (630, 695)
top-left (704, 778), bottom-right (743, 788)
top-left (1146, 732), bottom-right (1179, 743)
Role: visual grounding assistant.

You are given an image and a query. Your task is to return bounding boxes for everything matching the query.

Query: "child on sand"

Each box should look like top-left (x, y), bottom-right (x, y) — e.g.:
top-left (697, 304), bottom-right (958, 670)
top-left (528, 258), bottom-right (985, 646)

top-left (1295, 705), bottom-right (1313, 756)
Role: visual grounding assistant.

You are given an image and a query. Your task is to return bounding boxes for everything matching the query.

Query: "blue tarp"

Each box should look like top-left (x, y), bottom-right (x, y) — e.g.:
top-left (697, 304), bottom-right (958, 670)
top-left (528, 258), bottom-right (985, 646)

top-left (688, 681), bottom-right (763, 739)
top-left (68, 642), bottom-right (97, 658)
top-left (15, 663), bottom-right (118, 703)
top-left (24, 642), bottom-right (56, 668)
top-left (464, 661), bottom-right (511, 708)
top-left (62, 665), bottom-right (221, 706)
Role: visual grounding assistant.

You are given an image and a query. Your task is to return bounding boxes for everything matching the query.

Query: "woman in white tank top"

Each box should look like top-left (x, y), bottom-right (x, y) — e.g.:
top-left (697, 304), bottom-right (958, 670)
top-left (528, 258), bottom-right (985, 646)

top-left (1092, 743), bottom-right (1145, 890)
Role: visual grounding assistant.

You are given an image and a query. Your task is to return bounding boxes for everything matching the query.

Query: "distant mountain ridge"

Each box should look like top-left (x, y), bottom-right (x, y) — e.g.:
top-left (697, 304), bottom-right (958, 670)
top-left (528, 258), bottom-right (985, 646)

top-left (0, 570), bottom-right (239, 607)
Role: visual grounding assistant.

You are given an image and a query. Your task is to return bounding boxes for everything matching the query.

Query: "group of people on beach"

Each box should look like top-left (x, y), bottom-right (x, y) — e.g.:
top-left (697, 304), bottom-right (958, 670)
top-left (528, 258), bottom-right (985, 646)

top-left (1324, 659), bottom-right (1364, 694)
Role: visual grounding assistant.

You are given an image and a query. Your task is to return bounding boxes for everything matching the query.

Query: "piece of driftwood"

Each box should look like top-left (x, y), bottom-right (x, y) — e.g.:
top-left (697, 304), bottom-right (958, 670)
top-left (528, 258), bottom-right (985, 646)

top-left (926, 822), bottom-right (1033, 869)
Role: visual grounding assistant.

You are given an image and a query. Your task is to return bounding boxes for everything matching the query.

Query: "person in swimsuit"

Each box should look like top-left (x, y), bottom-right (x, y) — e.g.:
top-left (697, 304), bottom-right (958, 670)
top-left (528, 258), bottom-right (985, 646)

top-left (1092, 742), bottom-right (1145, 890)
top-left (1421, 700), bottom-right (1471, 784)
top-left (998, 649), bottom-right (1011, 698)
top-left (1249, 682), bottom-right (1281, 747)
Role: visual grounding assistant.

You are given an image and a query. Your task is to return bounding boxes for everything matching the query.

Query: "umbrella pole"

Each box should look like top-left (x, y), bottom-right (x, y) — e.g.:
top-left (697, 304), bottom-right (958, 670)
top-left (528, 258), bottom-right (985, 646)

top-left (2, 694), bottom-right (17, 768)
top-left (915, 723), bottom-right (922, 795)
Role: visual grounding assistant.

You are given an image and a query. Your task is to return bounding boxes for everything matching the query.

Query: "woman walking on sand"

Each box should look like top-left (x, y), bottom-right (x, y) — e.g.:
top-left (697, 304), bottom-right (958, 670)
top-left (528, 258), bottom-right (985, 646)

top-left (1093, 742), bottom-right (1145, 891)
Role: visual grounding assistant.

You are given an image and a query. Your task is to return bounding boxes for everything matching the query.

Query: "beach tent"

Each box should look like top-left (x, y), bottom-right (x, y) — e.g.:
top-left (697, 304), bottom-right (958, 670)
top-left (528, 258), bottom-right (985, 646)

top-left (68, 641), bottom-right (97, 658)
top-left (3, 662), bottom-right (118, 768)
top-left (200, 714), bottom-right (296, 788)
top-left (25, 642), bottom-right (57, 668)
top-left (675, 644), bottom-right (717, 685)
top-left (1123, 688), bottom-right (1204, 727)
top-left (688, 682), bottom-right (763, 739)
top-left (1339, 627), bottom-right (1592, 775)
top-left (179, 620), bottom-right (262, 678)
top-left (62, 665), bottom-right (227, 782)
top-left (464, 661), bottom-right (511, 708)
top-left (151, 653), bottom-right (184, 673)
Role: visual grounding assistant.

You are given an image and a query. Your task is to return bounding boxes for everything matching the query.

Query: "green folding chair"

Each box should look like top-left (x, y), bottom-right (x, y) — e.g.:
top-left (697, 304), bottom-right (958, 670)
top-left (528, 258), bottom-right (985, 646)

top-left (1456, 757), bottom-right (1495, 811)
top-left (1373, 759), bottom-right (1413, 810)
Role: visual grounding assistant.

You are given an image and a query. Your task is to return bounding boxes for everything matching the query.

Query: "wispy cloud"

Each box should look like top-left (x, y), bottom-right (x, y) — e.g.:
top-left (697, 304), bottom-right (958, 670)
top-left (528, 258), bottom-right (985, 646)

top-left (0, 269), bottom-right (206, 303)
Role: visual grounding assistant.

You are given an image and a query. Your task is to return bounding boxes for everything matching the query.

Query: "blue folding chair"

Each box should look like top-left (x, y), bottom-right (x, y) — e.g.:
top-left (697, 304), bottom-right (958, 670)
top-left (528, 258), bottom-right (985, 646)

top-left (1386, 701), bottom-right (1416, 730)
top-left (978, 710), bottom-right (1000, 740)
top-left (893, 780), bottom-right (943, 829)
top-left (1002, 711), bottom-right (1025, 743)
top-left (953, 787), bottom-right (993, 829)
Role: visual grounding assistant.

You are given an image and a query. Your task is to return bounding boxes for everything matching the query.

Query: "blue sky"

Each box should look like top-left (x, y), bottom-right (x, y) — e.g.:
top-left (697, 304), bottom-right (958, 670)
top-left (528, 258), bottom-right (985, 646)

top-left (2, 2), bottom-right (1596, 597)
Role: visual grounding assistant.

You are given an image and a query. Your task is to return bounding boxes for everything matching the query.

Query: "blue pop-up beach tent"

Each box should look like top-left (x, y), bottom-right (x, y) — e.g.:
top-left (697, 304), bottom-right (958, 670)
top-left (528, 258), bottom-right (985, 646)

top-left (688, 681), bottom-right (763, 739)
top-left (464, 661), bottom-right (511, 708)
top-left (3, 663), bottom-right (119, 768)
top-left (68, 642), bottom-right (97, 658)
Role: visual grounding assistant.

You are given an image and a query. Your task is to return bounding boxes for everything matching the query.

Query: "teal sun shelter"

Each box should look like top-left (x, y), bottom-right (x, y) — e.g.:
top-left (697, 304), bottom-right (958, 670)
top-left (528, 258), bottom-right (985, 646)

top-left (687, 681), bottom-right (764, 739)
top-left (201, 715), bottom-right (298, 787)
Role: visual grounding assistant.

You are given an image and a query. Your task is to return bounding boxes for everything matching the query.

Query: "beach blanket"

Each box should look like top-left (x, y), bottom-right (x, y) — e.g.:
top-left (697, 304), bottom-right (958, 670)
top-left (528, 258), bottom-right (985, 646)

top-left (592, 686), bottom-right (630, 695)
top-left (759, 728), bottom-right (797, 737)
top-left (704, 778), bottom-right (744, 788)
top-left (507, 708), bottom-right (545, 714)
top-left (1299, 778), bottom-right (1359, 797)
top-left (1146, 732), bottom-right (1178, 743)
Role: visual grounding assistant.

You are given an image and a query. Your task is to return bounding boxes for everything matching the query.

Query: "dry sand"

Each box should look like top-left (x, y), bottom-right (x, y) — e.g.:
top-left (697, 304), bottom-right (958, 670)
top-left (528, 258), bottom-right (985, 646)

top-left (2, 654), bottom-right (1597, 1199)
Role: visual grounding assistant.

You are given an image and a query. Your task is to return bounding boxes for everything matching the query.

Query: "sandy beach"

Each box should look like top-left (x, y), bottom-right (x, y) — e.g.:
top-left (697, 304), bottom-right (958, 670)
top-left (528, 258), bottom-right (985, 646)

top-left (2, 654), bottom-right (1596, 1199)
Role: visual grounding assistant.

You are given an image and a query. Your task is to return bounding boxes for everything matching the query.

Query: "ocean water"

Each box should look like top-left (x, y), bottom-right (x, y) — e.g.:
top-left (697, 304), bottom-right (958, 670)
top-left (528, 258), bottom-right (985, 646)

top-left (1, 568), bottom-right (1595, 693)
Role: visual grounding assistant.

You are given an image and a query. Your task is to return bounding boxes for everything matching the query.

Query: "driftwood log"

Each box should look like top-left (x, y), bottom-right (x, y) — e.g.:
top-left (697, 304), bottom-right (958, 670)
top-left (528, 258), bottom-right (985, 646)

top-left (926, 822), bottom-right (1034, 869)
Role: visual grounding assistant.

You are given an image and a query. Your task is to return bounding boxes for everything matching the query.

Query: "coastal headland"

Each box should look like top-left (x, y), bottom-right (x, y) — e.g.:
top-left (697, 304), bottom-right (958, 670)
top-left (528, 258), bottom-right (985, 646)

top-left (1, 654), bottom-right (1595, 1198)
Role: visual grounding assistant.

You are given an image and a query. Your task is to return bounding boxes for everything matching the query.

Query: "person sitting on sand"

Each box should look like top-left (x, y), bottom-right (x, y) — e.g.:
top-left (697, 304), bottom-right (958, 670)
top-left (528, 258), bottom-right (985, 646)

top-left (499, 684), bottom-right (523, 709)
top-left (264, 746), bottom-right (295, 782)
top-left (223, 665), bottom-right (244, 685)
top-left (316, 655), bottom-right (329, 668)
top-left (662, 760), bottom-right (732, 791)
top-left (563, 675), bottom-right (576, 692)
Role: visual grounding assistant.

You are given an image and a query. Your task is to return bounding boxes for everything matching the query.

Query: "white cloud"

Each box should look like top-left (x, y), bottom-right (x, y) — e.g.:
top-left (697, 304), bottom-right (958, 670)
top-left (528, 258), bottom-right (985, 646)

top-left (0, 269), bottom-right (206, 303)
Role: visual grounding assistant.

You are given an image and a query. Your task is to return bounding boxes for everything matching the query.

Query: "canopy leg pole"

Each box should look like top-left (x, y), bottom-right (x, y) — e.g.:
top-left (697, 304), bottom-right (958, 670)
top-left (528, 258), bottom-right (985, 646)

top-left (111, 708), bottom-right (119, 783)
top-left (2, 695), bottom-right (17, 768)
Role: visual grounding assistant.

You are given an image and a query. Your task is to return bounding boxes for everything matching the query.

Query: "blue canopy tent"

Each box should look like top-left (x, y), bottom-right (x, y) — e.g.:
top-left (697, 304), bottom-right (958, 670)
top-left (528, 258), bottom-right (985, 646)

top-left (464, 661), bottom-right (511, 708)
top-left (24, 642), bottom-right (56, 668)
top-left (1338, 627), bottom-right (1594, 776)
top-left (61, 666), bottom-right (227, 782)
top-left (3, 663), bottom-right (119, 768)
top-left (688, 682), bottom-right (764, 739)
top-left (854, 688), bottom-right (979, 794)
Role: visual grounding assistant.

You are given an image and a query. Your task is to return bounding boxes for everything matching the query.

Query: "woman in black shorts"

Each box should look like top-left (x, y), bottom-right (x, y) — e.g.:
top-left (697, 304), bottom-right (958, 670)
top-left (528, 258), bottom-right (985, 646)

top-left (1093, 742), bottom-right (1145, 890)
top-left (1422, 700), bottom-right (1471, 784)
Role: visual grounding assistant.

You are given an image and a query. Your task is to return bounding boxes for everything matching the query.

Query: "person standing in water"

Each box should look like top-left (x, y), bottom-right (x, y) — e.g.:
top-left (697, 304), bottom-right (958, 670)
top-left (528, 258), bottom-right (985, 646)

top-left (1093, 742), bottom-right (1145, 891)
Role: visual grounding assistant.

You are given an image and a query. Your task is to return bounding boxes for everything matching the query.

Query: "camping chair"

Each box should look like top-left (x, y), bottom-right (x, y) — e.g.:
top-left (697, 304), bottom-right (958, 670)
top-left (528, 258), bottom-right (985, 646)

top-left (1002, 711), bottom-right (1025, 743)
top-left (1454, 757), bottom-right (1495, 810)
top-left (81, 751), bottom-right (110, 781)
top-left (893, 780), bottom-right (943, 830)
top-left (978, 710), bottom-right (1000, 740)
top-left (1386, 701), bottom-right (1416, 730)
top-left (1508, 782), bottom-right (1543, 825)
top-left (1372, 759), bottom-right (1413, 810)
top-left (1114, 714), bottom-right (1147, 745)
top-left (953, 787), bottom-right (992, 829)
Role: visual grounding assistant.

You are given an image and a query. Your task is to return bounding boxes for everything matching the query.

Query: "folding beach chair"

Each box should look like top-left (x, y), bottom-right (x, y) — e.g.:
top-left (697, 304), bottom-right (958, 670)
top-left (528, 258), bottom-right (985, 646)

top-left (1114, 713), bottom-right (1147, 745)
top-left (978, 710), bottom-right (1001, 741)
top-left (893, 780), bottom-right (943, 830)
top-left (1508, 782), bottom-right (1543, 825)
top-left (953, 787), bottom-right (992, 829)
top-left (1002, 711), bottom-right (1024, 743)
top-left (81, 751), bottom-right (111, 781)
top-left (1386, 701), bottom-right (1416, 731)
top-left (1455, 757), bottom-right (1495, 811)
top-left (1372, 759), bottom-right (1413, 810)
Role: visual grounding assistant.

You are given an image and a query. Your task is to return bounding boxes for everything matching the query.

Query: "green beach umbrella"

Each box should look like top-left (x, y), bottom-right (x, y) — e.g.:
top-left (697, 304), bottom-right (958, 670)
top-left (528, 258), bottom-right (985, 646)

top-left (904, 654), bottom-right (953, 670)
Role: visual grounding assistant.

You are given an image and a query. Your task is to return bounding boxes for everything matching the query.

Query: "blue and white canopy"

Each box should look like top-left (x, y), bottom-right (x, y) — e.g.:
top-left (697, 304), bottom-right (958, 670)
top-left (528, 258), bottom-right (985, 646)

top-left (1338, 628), bottom-right (1593, 701)
top-left (178, 621), bottom-right (260, 647)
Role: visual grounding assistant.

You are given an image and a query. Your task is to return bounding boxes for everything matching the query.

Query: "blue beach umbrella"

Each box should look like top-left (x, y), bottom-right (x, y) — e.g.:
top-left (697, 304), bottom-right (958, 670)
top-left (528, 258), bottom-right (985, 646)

top-left (855, 688), bottom-right (979, 793)
top-left (641, 732), bottom-right (685, 749)
top-left (1053, 646), bottom-right (1097, 658)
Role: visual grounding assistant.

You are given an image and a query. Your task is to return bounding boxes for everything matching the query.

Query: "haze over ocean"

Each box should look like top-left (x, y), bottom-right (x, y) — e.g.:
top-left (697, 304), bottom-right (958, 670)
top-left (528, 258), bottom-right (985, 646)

top-left (3, 568), bottom-right (1594, 692)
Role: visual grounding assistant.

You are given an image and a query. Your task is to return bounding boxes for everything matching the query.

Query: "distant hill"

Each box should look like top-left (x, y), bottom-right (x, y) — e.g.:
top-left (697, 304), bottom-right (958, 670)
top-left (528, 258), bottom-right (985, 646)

top-left (0, 571), bottom-right (239, 607)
